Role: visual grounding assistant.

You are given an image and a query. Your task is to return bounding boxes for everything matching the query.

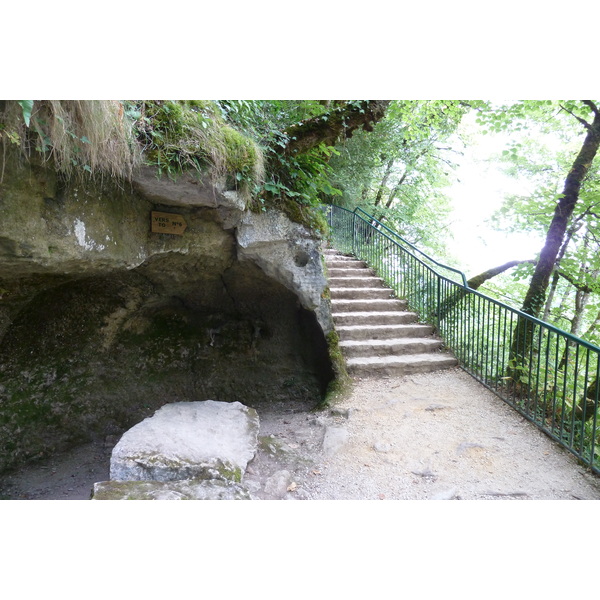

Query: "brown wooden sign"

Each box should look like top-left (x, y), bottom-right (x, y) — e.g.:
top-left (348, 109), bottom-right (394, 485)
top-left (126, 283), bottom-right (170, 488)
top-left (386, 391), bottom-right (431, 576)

top-left (151, 211), bottom-right (188, 235)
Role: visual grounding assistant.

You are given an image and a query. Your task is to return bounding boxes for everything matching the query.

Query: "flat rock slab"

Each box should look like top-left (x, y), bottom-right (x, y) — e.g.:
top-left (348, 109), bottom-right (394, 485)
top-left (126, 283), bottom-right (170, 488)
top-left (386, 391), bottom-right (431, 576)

top-left (110, 401), bottom-right (259, 483)
top-left (92, 478), bottom-right (254, 500)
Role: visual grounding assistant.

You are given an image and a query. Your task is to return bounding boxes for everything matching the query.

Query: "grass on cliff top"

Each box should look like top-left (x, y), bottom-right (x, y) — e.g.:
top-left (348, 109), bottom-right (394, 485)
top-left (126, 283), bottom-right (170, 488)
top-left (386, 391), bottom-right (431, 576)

top-left (0, 100), bottom-right (141, 181)
top-left (131, 100), bottom-right (265, 193)
top-left (0, 100), bottom-right (265, 194)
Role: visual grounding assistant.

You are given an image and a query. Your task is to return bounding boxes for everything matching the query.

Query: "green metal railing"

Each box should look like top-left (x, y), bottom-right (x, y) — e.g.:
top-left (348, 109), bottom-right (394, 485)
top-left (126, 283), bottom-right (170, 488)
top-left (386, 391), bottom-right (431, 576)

top-left (326, 204), bottom-right (600, 474)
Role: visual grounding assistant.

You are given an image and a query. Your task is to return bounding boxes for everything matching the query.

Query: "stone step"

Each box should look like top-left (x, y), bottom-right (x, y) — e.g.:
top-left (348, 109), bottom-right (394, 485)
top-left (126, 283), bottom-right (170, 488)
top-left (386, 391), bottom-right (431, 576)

top-left (330, 287), bottom-right (395, 300)
top-left (325, 248), bottom-right (458, 377)
top-left (326, 259), bottom-right (369, 269)
top-left (324, 251), bottom-right (356, 258)
top-left (336, 323), bottom-right (434, 341)
top-left (327, 267), bottom-right (375, 277)
top-left (346, 353), bottom-right (458, 377)
top-left (331, 298), bottom-right (407, 312)
top-left (333, 310), bottom-right (418, 326)
top-left (328, 276), bottom-right (385, 288)
top-left (339, 337), bottom-right (443, 358)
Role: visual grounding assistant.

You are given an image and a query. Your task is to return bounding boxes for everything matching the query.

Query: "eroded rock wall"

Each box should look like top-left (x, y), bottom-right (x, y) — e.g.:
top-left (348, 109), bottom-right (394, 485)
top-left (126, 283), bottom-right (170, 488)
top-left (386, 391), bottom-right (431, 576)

top-left (0, 156), bottom-right (334, 472)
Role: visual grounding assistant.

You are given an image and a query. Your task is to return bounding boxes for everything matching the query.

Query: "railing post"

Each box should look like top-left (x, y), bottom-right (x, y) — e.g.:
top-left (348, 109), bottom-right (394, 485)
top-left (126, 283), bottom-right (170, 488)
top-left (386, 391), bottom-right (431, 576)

top-left (436, 276), bottom-right (441, 334)
top-left (352, 209), bottom-right (356, 256)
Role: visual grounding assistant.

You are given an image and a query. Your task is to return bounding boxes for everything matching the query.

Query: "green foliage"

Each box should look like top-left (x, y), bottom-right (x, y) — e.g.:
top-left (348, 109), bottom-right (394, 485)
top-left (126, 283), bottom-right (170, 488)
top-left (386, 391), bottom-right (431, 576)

top-left (128, 100), bottom-right (346, 220)
top-left (327, 100), bottom-right (467, 255)
top-left (208, 100), bottom-right (354, 226)
top-left (17, 101), bottom-right (33, 127)
top-left (473, 100), bottom-right (596, 139)
top-left (486, 101), bottom-right (600, 332)
top-left (262, 141), bottom-right (342, 205)
top-left (127, 100), bottom-right (264, 195)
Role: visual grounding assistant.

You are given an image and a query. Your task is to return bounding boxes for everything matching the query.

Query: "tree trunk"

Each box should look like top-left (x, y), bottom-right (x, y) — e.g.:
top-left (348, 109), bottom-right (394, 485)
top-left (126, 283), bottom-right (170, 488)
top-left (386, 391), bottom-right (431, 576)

top-left (373, 158), bottom-right (394, 207)
top-left (466, 260), bottom-right (535, 290)
top-left (520, 103), bottom-right (600, 318)
top-left (542, 219), bottom-right (582, 320)
top-left (542, 271), bottom-right (560, 322)
top-left (508, 102), bottom-right (600, 380)
top-left (557, 255), bottom-right (599, 370)
top-left (384, 171), bottom-right (408, 210)
top-left (438, 259), bottom-right (533, 320)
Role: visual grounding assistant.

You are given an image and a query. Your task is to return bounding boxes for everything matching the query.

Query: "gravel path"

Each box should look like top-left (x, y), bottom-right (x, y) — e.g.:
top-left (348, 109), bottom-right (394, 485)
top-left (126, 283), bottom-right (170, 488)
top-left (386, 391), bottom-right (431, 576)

top-left (2, 367), bottom-right (599, 500)
top-left (300, 368), bottom-right (600, 500)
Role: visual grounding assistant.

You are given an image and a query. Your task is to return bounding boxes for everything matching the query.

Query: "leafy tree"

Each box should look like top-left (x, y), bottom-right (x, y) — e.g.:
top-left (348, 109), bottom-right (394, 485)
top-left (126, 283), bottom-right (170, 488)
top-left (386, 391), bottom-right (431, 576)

top-left (326, 100), bottom-right (468, 253)
top-left (489, 123), bottom-right (600, 322)
top-left (475, 101), bottom-right (600, 412)
top-left (476, 100), bottom-right (600, 318)
top-left (208, 100), bottom-right (390, 210)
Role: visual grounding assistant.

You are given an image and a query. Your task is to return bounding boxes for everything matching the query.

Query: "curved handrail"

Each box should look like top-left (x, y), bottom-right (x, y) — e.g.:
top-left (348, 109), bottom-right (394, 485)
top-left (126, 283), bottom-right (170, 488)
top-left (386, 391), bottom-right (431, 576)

top-left (353, 207), bottom-right (469, 287)
top-left (326, 203), bottom-right (600, 353)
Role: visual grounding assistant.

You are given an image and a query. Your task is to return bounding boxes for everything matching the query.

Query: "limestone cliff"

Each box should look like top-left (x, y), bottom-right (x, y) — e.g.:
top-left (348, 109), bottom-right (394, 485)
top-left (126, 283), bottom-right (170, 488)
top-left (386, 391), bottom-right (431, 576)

top-left (0, 155), bottom-right (334, 472)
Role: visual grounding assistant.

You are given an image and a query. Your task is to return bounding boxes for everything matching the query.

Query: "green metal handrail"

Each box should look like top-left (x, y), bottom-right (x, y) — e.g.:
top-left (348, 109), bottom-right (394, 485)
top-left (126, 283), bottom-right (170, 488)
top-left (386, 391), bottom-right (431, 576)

top-left (325, 204), bottom-right (600, 475)
top-left (353, 207), bottom-right (469, 287)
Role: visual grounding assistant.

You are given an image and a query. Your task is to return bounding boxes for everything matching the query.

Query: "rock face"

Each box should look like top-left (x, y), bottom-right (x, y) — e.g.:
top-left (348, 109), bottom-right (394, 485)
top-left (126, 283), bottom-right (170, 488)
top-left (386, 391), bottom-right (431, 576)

top-left (237, 210), bottom-right (333, 334)
top-left (0, 154), bottom-right (335, 473)
top-left (110, 401), bottom-right (259, 482)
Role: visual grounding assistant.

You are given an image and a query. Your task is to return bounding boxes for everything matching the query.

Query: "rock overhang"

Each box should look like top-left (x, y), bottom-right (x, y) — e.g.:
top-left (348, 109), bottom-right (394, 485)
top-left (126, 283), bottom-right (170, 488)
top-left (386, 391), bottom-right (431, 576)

top-left (0, 159), bottom-right (335, 473)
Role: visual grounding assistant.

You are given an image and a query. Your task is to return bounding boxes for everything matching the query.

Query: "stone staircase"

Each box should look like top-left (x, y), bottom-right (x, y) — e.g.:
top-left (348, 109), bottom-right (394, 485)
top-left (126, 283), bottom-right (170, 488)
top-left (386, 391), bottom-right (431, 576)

top-left (324, 248), bottom-right (458, 377)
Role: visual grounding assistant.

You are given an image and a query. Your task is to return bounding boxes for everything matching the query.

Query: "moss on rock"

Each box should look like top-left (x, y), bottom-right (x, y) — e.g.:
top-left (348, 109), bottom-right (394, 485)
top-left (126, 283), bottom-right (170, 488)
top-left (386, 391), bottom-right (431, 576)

top-left (319, 330), bottom-right (351, 409)
top-left (133, 100), bottom-right (264, 194)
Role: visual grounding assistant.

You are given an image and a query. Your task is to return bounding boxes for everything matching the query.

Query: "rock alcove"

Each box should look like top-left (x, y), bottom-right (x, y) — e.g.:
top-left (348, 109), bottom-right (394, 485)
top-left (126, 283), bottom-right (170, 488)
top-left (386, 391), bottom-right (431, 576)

top-left (0, 157), bottom-right (335, 473)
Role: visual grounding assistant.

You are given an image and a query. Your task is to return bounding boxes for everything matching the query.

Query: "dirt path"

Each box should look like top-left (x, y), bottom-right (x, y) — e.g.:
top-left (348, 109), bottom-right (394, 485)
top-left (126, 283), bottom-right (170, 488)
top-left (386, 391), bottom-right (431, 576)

top-left (1, 367), bottom-right (599, 500)
top-left (303, 368), bottom-right (600, 500)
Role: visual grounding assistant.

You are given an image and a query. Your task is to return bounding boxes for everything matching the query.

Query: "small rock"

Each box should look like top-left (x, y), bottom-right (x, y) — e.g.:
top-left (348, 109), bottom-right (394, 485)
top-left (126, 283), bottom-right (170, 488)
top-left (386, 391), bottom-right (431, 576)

top-left (104, 435), bottom-right (120, 450)
top-left (322, 426), bottom-right (349, 456)
top-left (457, 442), bottom-right (485, 454)
top-left (264, 470), bottom-right (293, 498)
top-left (294, 488), bottom-right (311, 500)
top-left (330, 407), bottom-right (352, 419)
top-left (412, 469), bottom-right (437, 480)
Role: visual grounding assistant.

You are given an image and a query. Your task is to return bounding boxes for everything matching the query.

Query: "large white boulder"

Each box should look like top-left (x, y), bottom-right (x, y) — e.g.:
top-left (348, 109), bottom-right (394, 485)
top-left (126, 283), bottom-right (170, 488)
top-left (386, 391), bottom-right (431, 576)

top-left (110, 400), bottom-right (259, 483)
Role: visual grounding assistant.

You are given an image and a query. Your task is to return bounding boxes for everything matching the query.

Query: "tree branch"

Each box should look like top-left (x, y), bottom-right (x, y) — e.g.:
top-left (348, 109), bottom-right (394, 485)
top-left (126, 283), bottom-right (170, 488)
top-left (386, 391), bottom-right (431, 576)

top-left (437, 259), bottom-right (534, 320)
top-left (559, 103), bottom-right (592, 131)
top-left (282, 100), bottom-right (390, 156)
top-left (467, 259), bottom-right (535, 290)
top-left (556, 269), bottom-right (598, 294)
top-left (583, 100), bottom-right (600, 119)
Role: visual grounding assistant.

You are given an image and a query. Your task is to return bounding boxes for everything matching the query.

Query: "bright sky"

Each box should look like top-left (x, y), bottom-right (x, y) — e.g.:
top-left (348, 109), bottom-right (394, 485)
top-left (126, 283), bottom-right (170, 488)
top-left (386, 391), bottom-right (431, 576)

top-left (442, 114), bottom-right (544, 276)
